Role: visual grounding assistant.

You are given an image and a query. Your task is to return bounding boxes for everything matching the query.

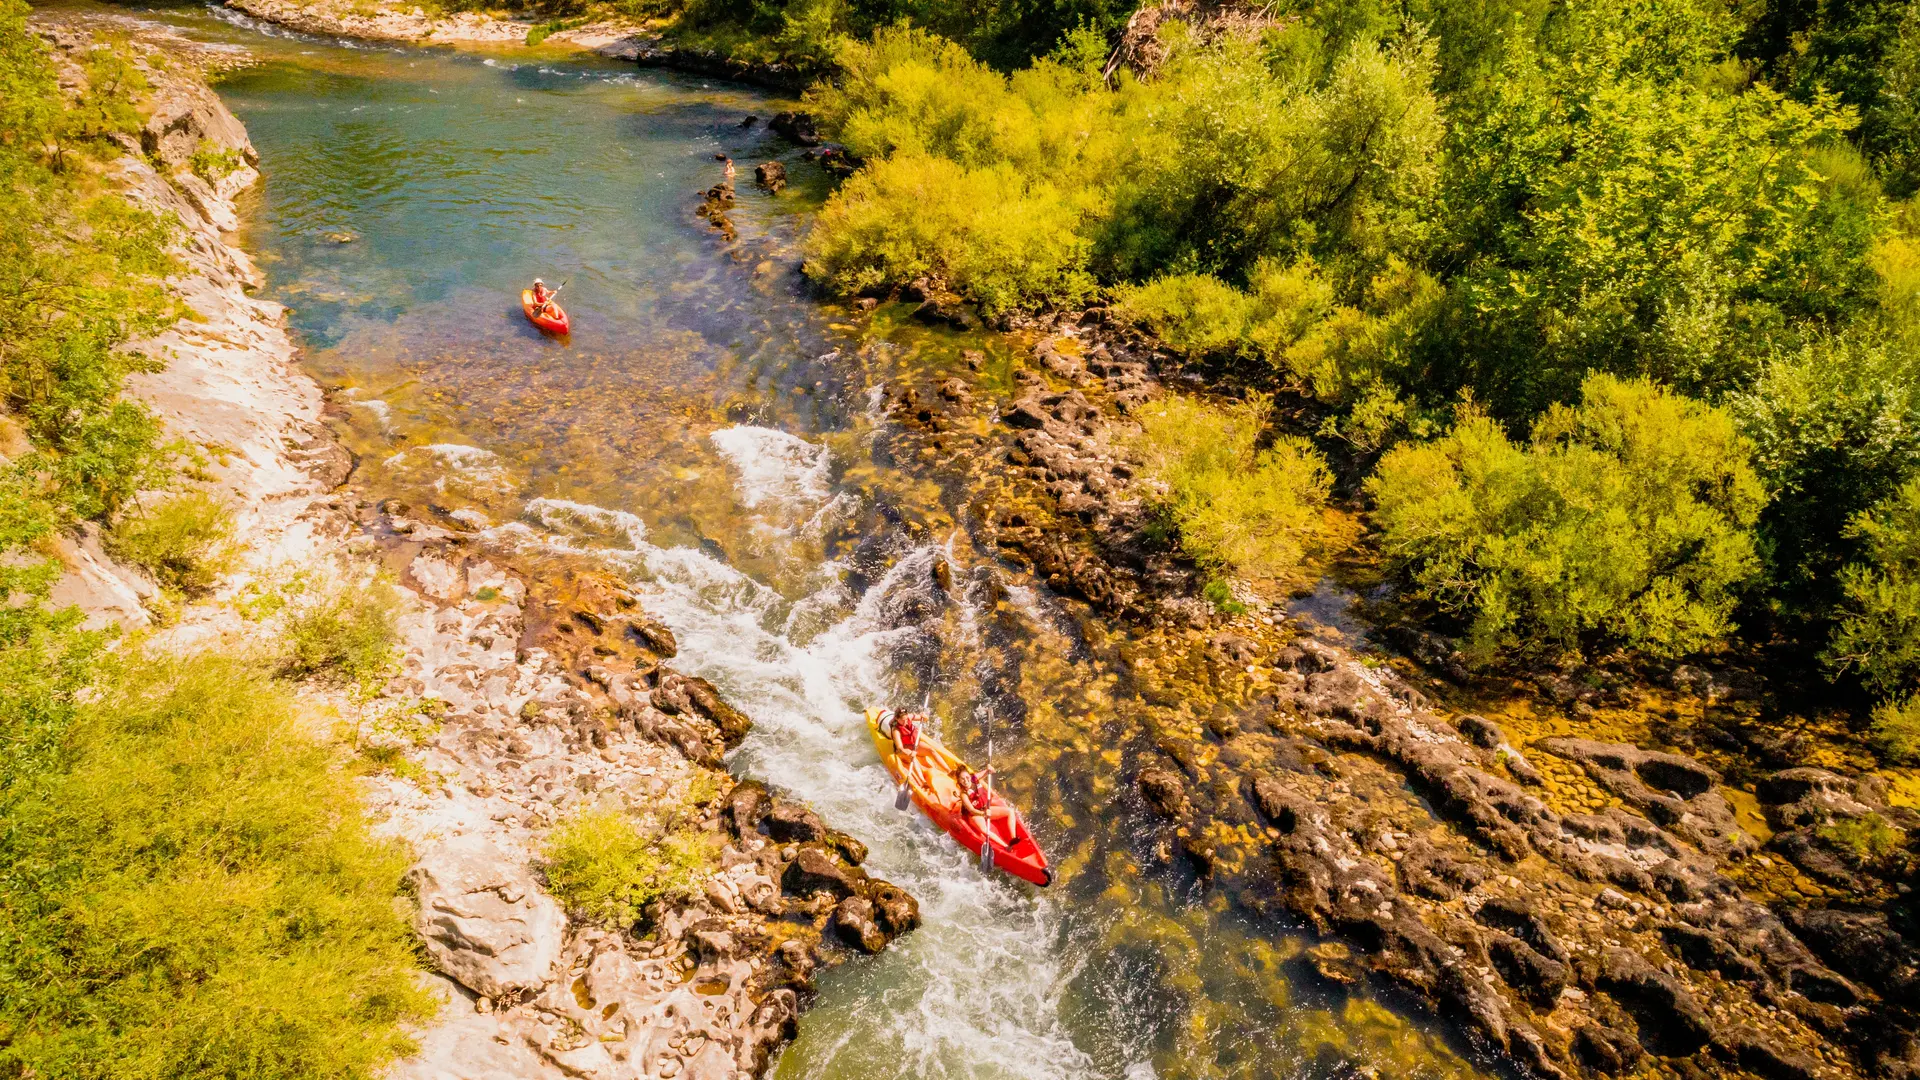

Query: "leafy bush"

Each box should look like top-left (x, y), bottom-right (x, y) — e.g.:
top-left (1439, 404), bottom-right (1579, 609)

top-left (1133, 393), bottom-right (1336, 585)
top-left (1733, 329), bottom-right (1920, 615)
top-left (280, 577), bottom-right (404, 686)
top-left (1115, 256), bottom-right (1442, 406)
top-left (1825, 476), bottom-right (1920, 694)
top-left (1438, 1), bottom-right (1882, 417)
top-left (542, 804), bottom-right (714, 928)
top-left (106, 490), bottom-right (235, 594)
top-left (1099, 32), bottom-right (1444, 284)
top-left (0, 652), bottom-right (430, 1078)
top-left (1367, 374), bottom-right (1764, 662)
top-left (803, 153), bottom-right (1096, 314)
top-left (1870, 692), bottom-right (1920, 764)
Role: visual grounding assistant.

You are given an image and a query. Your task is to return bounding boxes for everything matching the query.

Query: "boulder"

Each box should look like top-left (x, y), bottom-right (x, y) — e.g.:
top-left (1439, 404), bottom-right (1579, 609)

top-left (869, 881), bottom-right (921, 936)
top-left (766, 799), bottom-right (827, 843)
top-left (769, 110), bottom-right (820, 145)
top-left (782, 844), bottom-right (865, 898)
top-left (1138, 766), bottom-right (1190, 818)
top-left (833, 895), bottom-right (888, 953)
top-left (407, 835), bottom-right (565, 999)
top-left (754, 161), bottom-right (787, 192)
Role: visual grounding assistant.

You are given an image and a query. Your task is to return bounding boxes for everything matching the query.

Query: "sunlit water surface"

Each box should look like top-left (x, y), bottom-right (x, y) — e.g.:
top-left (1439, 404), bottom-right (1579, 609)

top-left (90, 6), bottom-right (1507, 1077)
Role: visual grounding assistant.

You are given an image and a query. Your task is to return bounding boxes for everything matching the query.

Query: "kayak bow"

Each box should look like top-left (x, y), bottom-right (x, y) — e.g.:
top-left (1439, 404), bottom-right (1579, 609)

top-left (865, 707), bottom-right (1053, 887)
top-left (521, 288), bottom-right (570, 335)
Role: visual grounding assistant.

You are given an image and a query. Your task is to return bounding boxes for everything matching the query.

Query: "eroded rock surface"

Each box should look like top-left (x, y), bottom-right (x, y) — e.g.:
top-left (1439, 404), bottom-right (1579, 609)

top-left (862, 307), bottom-right (1919, 1080)
top-left (410, 835), bottom-right (567, 1000)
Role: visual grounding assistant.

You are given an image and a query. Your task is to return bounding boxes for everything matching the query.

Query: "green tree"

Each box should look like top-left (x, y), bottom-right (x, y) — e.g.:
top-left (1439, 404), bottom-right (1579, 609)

top-left (1732, 329), bottom-right (1920, 617)
top-left (1825, 475), bottom-right (1920, 694)
top-left (1427, 0), bottom-right (1881, 419)
top-left (1132, 393), bottom-right (1339, 586)
top-left (1367, 374), bottom-right (1765, 662)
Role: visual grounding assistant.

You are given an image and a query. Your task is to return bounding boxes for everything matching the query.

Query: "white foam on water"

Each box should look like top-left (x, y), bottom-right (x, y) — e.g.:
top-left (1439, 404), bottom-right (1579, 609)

top-left (709, 425), bottom-right (833, 511)
top-left (642, 545), bottom-right (1097, 1080)
top-left (524, 496), bottom-right (648, 550)
top-left (384, 443), bottom-right (513, 496)
top-left (479, 433), bottom-right (1099, 1078)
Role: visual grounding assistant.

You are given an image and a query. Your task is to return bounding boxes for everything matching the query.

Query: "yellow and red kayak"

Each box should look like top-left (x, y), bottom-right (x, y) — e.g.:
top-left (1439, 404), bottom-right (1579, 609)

top-left (521, 288), bottom-right (569, 335)
top-left (865, 706), bottom-right (1052, 887)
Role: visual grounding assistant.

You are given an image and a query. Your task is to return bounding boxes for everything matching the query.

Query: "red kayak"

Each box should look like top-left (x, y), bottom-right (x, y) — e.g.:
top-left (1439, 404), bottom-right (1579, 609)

top-left (521, 288), bottom-right (569, 335)
top-left (866, 707), bottom-right (1053, 886)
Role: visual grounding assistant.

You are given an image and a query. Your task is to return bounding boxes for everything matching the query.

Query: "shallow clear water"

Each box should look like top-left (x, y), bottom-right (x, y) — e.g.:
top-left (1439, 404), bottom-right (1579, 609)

top-left (88, 7), bottom-right (1504, 1076)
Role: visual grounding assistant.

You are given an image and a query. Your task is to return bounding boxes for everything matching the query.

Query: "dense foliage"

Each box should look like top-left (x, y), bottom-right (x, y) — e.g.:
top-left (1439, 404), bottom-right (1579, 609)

top-left (1367, 375), bottom-right (1764, 662)
top-left (1, 2), bottom-right (178, 522)
top-left (0, 12), bottom-right (429, 1075)
top-left (796, 0), bottom-right (1920, 724)
top-left (0, 654), bottom-right (432, 1079)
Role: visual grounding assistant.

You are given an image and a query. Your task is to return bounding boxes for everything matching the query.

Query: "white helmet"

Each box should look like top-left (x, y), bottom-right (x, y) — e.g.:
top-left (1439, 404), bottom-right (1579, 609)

top-left (533, 278), bottom-right (544, 285)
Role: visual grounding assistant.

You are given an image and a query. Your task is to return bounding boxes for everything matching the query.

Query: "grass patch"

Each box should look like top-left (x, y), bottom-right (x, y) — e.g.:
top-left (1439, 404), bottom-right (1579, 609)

top-left (105, 490), bottom-right (236, 595)
top-left (1818, 812), bottom-right (1907, 867)
top-left (279, 577), bottom-right (404, 686)
top-left (0, 651), bottom-right (431, 1077)
top-left (541, 803), bottom-right (715, 928)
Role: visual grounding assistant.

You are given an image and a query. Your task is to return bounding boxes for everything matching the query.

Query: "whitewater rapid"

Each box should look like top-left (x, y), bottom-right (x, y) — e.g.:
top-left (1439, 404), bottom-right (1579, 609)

top-left (483, 425), bottom-right (1114, 1079)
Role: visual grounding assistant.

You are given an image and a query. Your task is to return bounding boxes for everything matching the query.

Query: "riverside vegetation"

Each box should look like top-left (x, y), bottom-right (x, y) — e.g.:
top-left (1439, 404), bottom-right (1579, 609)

top-left (0, 6), bottom-right (424, 1073)
top-left (758, 1), bottom-right (1920, 765)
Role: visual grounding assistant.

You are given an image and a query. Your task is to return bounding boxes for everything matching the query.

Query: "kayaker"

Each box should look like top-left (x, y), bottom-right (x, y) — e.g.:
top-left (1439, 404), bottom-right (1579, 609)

top-left (530, 278), bottom-right (558, 318)
top-left (877, 708), bottom-right (929, 788)
top-left (957, 766), bottom-right (1016, 846)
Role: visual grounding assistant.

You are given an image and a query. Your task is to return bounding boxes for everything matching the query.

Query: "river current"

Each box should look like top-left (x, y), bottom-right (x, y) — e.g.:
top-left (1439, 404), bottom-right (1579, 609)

top-left (103, 6), bottom-right (1501, 1077)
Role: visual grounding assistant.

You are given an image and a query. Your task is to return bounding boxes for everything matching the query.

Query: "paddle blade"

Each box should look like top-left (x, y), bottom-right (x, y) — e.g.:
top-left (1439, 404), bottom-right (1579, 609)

top-left (980, 843), bottom-right (995, 873)
top-left (894, 785), bottom-right (911, 811)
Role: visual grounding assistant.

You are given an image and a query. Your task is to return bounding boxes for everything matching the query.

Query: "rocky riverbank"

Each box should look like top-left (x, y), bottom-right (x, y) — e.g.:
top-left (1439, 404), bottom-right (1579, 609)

top-left (34, 15), bottom-right (914, 1080)
top-left (859, 302), bottom-right (1920, 1079)
top-left (222, 0), bottom-right (814, 90)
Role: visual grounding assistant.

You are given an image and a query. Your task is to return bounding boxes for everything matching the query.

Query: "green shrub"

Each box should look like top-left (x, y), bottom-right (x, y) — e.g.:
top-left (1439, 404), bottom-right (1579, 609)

top-left (1367, 373), bottom-right (1764, 662)
top-left (1825, 476), bottom-right (1920, 694)
top-left (0, 652), bottom-right (431, 1078)
top-left (1133, 393), bottom-right (1336, 585)
top-left (1870, 692), bottom-right (1920, 764)
top-left (106, 490), bottom-right (236, 594)
top-left (542, 804), bottom-right (714, 928)
top-left (1732, 330), bottom-right (1920, 616)
top-left (187, 139), bottom-right (244, 183)
top-left (280, 578), bottom-right (404, 686)
top-left (0, 2), bottom-right (180, 522)
top-left (1115, 256), bottom-right (1443, 406)
top-left (803, 152), bottom-right (1097, 314)
top-left (1439, 3), bottom-right (1882, 417)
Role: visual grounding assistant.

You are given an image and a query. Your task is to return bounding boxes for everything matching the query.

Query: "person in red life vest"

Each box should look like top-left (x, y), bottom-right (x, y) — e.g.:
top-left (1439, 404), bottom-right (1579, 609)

top-left (956, 766), bottom-right (1017, 848)
top-left (530, 278), bottom-right (559, 319)
top-left (877, 708), bottom-right (930, 789)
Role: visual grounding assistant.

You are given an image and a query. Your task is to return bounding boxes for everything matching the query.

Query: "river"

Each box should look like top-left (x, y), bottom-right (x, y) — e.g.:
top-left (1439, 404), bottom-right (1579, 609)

top-left (102, 6), bottom-right (1501, 1077)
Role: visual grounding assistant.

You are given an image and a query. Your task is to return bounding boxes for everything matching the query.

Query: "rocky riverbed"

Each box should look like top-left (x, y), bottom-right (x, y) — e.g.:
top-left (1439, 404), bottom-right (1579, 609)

top-left (856, 299), bottom-right (1920, 1080)
top-left (34, 17), bottom-right (916, 1080)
